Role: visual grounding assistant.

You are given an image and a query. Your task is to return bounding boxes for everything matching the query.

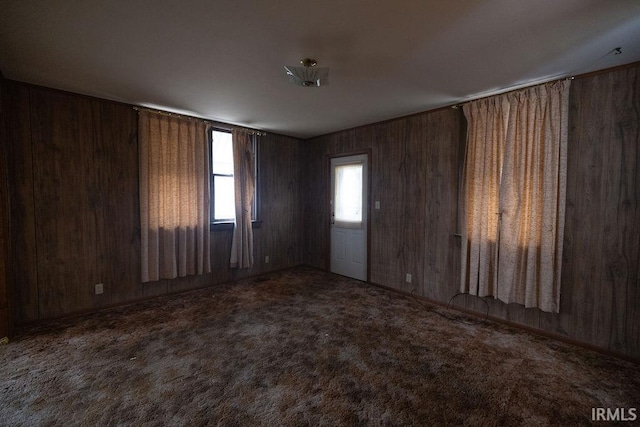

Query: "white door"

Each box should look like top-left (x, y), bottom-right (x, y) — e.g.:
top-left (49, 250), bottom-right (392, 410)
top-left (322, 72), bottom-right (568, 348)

top-left (330, 154), bottom-right (368, 281)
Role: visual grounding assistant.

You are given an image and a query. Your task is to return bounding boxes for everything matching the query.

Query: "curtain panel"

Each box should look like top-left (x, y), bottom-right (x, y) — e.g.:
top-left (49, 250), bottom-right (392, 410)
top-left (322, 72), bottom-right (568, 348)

top-left (460, 80), bottom-right (570, 313)
top-left (139, 111), bottom-right (211, 283)
top-left (460, 96), bottom-right (510, 299)
top-left (230, 129), bottom-right (255, 268)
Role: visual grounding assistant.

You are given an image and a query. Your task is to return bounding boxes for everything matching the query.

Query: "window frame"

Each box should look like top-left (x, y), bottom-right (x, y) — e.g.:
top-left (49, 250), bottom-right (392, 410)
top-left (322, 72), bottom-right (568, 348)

top-left (210, 128), bottom-right (259, 228)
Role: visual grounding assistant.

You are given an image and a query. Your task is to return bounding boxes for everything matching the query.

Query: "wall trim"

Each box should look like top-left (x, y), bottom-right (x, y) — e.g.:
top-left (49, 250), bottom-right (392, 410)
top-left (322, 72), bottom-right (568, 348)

top-left (367, 279), bottom-right (640, 365)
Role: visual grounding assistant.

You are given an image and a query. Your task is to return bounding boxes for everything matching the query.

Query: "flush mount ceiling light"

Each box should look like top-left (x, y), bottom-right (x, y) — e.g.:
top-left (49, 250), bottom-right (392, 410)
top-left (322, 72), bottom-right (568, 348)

top-left (284, 58), bottom-right (329, 87)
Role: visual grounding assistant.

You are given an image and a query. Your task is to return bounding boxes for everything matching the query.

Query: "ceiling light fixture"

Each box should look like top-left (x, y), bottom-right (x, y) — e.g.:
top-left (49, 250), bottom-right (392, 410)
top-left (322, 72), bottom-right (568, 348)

top-left (284, 58), bottom-right (329, 87)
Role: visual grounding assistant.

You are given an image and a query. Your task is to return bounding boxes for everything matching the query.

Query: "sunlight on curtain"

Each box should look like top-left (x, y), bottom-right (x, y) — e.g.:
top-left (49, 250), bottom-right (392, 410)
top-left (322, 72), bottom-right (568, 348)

top-left (335, 162), bottom-right (363, 226)
top-left (460, 80), bottom-right (570, 313)
top-left (497, 81), bottom-right (570, 312)
top-left (460, 96), bottom-right (509, 298)
top-left (139, 110), bottom-right (211, 283)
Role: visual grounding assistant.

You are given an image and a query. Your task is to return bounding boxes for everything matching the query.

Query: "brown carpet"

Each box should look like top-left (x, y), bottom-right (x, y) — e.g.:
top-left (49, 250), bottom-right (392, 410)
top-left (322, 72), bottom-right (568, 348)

top-left (1, 267), bottom-right (638, 426)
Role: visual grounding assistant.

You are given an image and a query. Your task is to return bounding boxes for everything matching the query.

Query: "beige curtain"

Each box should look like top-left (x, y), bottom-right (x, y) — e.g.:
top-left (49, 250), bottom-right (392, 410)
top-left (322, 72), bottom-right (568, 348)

top-left (139, 110), bottom-right (211, 282)
top-left (460, 96), bottom-right (509, 298)
top-left (497, 81), bottom-right (570, 312)
top-left (460, 80), bottom-right (570, 313)
top-left (230, 129), bottom-right (255, 268)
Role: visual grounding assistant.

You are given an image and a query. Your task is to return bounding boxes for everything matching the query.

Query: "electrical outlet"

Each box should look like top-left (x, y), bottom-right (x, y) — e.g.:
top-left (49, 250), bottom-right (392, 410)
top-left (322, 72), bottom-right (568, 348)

top-left (265, 255), bottom-right (270, 264)
top-left (375, 201), bottom-right (381, 210)
top-left (405, 273), bottom-right (412, 283)
top-left (95, 283), bottom-right (104, 295)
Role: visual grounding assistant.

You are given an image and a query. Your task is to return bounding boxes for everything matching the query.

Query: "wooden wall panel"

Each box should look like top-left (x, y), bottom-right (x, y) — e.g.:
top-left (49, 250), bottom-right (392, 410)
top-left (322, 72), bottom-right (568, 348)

top-left (573, 76), bottom-right (609, 346)
top-left (0, 78), bottom-right (10, 339)
top-left (302, 139), bottom-right (328, 270)
top-left (4, 83), bottom-right (38, 323)
top-left (600, 68), bottom-right (640, 356)
top-left (94, 100), bottom-right (171, 303)
top-left (422, 109), bottom-right (462, 303)
top-left (4, 63), bottom-right (638, 358)
top-left (233, 133), bottom-right (303, 280)
top-left (537, 83), bottom-right (583, 340)
top-left (5, 82), bottom-right (303, 324)
top-left (94, 100), bottom-right (139, 301)
top-left (538, 66), bottom-right (640, 356)
top-left (29, 90), bottom-right (100, 318)
top-left (303, 63), bottom-right (640, 359)
top-left (208, 231), bottom-right (234, 284)
top-left (258, 134), bottom-right (303, 271)
top-left (370, 118), bottom-right (428, 292)
top-left (303, 108), bottom-right (464, 297)
top-left (369, 125), bottom-right (406, 287)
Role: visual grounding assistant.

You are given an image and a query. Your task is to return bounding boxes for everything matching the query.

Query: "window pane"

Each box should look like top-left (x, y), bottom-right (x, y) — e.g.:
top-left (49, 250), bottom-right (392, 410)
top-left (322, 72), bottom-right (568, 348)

top-left (214, 176), bottom-right (235, 220)
top-left (335, 163), bottom-right (363, 223)
top-left (211, 131), bottom-right (234, 175)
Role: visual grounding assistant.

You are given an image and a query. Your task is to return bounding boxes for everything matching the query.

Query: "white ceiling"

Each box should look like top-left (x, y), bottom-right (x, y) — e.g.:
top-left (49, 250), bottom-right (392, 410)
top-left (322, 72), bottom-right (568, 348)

top-left (1, 1), bottom-right (639, 139)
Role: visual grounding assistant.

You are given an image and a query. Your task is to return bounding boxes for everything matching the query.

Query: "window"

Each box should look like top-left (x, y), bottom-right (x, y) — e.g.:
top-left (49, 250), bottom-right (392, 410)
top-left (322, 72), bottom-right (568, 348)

top-left (334, 162), bottom-right (363, 227)
top-left (211, 130), bottom-right (235, 221)
top-left (210, 129), bottom-right (258, 223)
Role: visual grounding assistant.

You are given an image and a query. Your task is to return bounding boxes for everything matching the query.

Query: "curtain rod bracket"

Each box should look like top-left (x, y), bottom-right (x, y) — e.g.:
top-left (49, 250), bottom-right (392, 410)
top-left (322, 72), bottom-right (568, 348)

top-left (134, 106), bottom-right (266, 136)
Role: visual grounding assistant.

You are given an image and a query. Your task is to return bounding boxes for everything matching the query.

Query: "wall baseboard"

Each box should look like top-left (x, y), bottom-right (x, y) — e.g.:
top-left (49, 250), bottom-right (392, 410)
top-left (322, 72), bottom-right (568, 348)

top-left (366, 279), bottom-right (639, 364)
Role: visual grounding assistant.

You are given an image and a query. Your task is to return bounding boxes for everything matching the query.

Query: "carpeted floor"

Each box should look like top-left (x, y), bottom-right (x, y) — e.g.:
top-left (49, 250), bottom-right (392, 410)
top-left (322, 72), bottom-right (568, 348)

top-left (1, 267), bottom-right (638, 426)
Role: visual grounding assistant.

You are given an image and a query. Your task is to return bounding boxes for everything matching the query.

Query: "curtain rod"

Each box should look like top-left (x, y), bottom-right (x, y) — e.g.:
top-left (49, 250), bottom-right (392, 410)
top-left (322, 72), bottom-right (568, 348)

top-left (450, 76), bottom-right (573, 110)
top-left (451, 46), bottom-right (625, 109)
top-left (233, 127), bottom-right (267, 137)
top-left (133, 106), bottom-right (213, 123)
top-left (133, 106), bottom-right (267, 136)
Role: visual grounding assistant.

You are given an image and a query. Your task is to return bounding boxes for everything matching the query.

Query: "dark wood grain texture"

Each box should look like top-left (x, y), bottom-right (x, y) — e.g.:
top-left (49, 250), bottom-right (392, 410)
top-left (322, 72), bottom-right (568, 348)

top-left (29, 90), bottom-right (100, 318)
top-left (94, 100), bottom-right (172, 302)
top-left (555, 67), bottom-right (639, 355)
top-left (5, 82), bottom-right (303, 324)
top-left (4, 83), bottom-right (39, 324)
top-left (232, 133), bottom-right (303, 281)
top-left (370, 118), bottom-right (428, 293)
top-left (302, 139), bottom-right (328, 270)
top-left (423, 109), bottom-right (463, 304)
top-left (604, 67), bottom-right (640, 357)
top-left (0, 79), bottom-right (10, 338)
top-left (3, 62), bottom-right (639, 359)
top-left (255, 134), bottom-right (303, 271)
top-left (303, 63), bottom-right (640, 359)
top-left (576, 75), bottom-right (607, 346)
top-left (303, 107), bottom-right (464, 296)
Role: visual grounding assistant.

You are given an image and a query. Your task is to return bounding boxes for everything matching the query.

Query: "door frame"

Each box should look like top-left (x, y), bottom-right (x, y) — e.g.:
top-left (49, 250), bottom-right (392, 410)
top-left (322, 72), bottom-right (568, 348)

top-left (326, 149), bottom-right (372, 282)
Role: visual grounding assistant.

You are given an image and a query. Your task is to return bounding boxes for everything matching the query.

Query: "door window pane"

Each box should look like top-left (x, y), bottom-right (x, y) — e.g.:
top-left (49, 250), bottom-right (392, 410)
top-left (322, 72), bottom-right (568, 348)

top-left (335, 163), bottom-right (363, 224)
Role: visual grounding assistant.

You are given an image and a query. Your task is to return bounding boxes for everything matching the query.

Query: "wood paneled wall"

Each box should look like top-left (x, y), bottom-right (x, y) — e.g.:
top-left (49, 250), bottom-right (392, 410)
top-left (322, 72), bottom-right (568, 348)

top-left (0, 78), bottom-right (11, 339)
top-left (303, 63), bottom-right (640, 359)
top-left (540, 65), bottom-right (640, 357)
top-left (3, 64), bottom-right (638, 359)
top-left (3, 82), bottom-right (303, 324)
top-left (303, 109), bottom-right (464, 302)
